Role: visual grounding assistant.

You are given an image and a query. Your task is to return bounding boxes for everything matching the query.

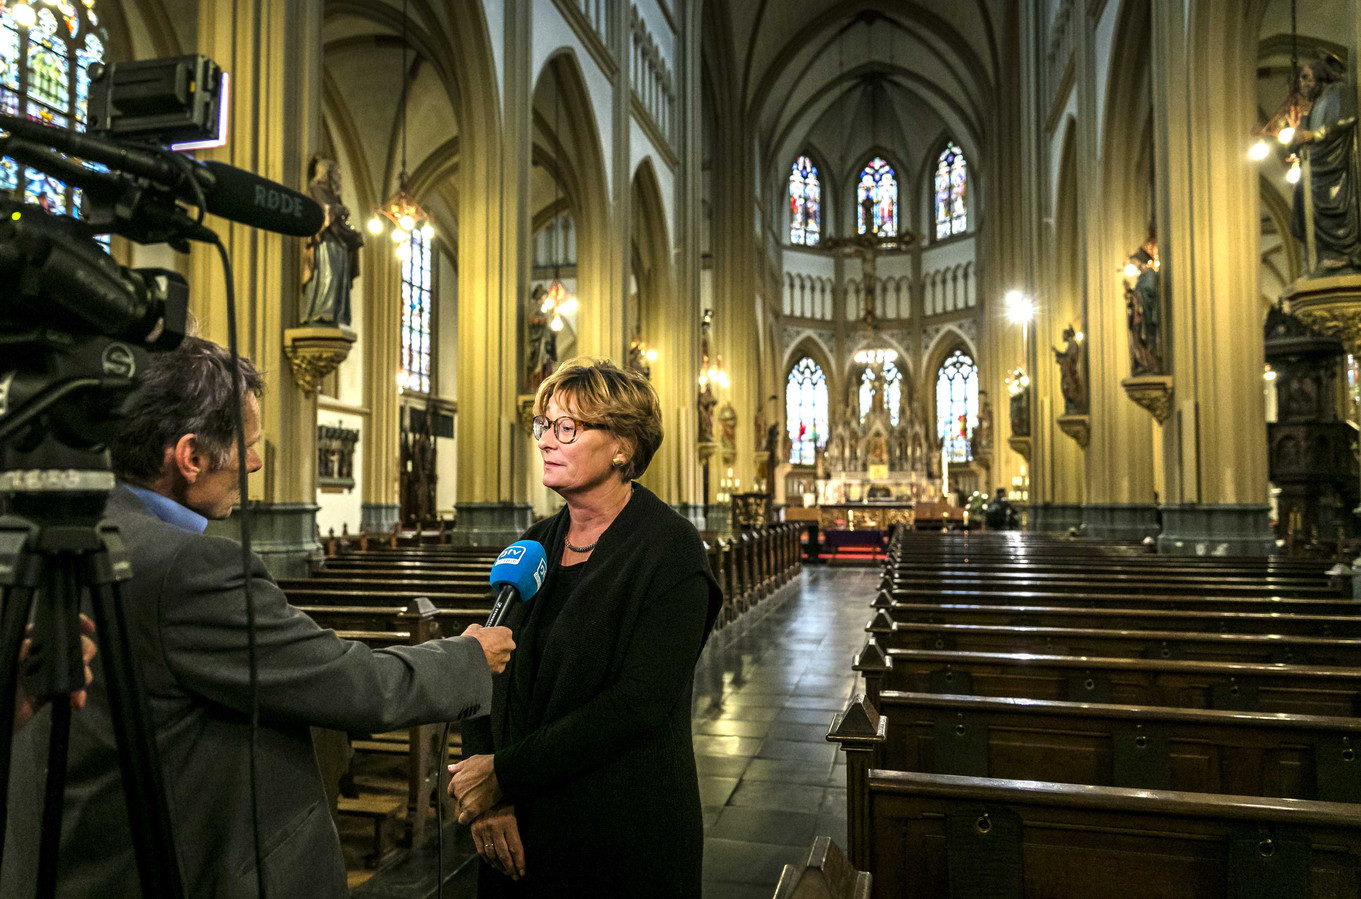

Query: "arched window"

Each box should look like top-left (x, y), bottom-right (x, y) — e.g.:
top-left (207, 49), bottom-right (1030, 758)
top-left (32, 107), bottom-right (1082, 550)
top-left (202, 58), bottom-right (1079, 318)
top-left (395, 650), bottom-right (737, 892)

top-left (936, 349), bottom-right (978, 462)
top-left (856, 156), bottom-right (897, 236)
top-left (400, 231), bottom-right (433, 394)
top-left (934, 142), bottom-right (968, 239)
top-left (0, 2), bottom-right (106, 213)
top-left (859, 361), bottom-right (904, 426)
top-left (788, 154), bottom-right (821, 246)
top-left (786, 357), bottom-right (828, 465)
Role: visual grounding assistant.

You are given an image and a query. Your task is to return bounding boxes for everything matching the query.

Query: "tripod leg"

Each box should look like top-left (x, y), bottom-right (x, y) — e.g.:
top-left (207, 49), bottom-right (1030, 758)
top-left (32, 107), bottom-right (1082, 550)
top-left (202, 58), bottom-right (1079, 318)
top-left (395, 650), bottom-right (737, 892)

top-left (87, 580), bottom-right (184, 899)
top-left (35, 697), bottom-right (70, 898)
top-left (0, 583), bottom-right (38, 871)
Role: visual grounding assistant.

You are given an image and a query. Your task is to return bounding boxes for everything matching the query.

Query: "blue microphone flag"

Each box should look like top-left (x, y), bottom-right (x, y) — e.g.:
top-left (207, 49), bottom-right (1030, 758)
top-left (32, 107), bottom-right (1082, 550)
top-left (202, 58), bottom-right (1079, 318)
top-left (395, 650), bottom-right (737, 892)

top-left (489, 540), bottom-right (547, 601)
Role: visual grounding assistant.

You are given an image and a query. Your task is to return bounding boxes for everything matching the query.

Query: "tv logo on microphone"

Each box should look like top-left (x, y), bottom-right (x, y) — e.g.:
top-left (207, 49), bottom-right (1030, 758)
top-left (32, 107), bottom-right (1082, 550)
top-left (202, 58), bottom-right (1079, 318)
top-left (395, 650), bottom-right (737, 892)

top-left (496, 545), bottom-right (526, 565)
top-left (254, 184), bottom-right (305, 218)
top-left (533, 557), bottom-right (546, 588)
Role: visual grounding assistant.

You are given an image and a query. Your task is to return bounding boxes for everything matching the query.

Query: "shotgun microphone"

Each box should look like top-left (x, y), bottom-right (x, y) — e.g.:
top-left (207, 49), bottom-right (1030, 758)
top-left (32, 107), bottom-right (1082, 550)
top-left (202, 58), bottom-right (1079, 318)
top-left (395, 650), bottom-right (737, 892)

top-left (486, 540), bottom-right (548, 627)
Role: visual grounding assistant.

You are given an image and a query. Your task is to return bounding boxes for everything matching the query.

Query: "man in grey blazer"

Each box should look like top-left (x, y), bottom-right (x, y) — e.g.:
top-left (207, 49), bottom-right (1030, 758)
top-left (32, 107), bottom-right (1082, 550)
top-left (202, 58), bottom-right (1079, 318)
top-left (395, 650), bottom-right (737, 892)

top-left (3, 337), bottom-right (513, 898)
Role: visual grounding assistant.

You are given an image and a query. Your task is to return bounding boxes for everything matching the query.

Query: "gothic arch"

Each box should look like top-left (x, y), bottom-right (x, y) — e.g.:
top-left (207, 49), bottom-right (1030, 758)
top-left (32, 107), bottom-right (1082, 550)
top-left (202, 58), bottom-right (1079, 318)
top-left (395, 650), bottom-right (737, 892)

top-left (786, 142), bottom-right (838, 241)
top-left (916, 130), bottom-right (979, 240)
top-left (783, 335), bottom-right (837, 401)
top-left (845, 146), bottom-right (910, 235)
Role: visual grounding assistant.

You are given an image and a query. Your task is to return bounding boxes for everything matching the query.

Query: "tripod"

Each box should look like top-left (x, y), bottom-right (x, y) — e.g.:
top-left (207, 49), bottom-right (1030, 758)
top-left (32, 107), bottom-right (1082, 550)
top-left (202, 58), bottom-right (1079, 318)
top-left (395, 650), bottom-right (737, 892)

top-left (0, 444), bottom-right (185, 899)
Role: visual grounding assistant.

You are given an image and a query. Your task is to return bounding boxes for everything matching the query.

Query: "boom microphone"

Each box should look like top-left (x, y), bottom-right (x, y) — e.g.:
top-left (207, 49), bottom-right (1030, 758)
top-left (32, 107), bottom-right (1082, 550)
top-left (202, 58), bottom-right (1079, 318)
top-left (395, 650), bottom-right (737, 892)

top-left (486, 540), bottom-right (547, 628)
top-left (0, 114), bottom-right (324, 237)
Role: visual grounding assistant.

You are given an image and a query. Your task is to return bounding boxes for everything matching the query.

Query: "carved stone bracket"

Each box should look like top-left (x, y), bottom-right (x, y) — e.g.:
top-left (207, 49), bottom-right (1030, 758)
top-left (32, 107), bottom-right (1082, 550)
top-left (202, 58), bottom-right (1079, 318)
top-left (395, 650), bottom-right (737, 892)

top-left (1121, 374), bottom-right (1174, 424)
top-left (283, 326), bottom-right (356, 397)
top-left (515, 394), bottom-right (537, 436)
top-left (1057, 412), bottom-right (1090, 449)
top-left (1283, 275), bottom-right (1361, 355)
top-left (697, 441), bottom-right (718, 464)
top-left (1007, 434), bottom-right (1032, 461)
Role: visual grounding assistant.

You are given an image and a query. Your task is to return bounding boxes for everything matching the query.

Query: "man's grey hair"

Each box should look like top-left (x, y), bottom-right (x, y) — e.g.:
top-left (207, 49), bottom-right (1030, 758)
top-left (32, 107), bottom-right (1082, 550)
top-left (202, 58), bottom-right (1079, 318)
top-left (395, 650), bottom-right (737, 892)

top-left (109, 336), bottom-right (264, 484)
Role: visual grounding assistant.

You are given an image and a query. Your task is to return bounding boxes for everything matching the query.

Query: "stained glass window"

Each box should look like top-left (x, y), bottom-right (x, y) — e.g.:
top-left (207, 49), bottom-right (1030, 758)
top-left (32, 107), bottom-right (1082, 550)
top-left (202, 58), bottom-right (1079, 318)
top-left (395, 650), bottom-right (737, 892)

top-left (884, 361), bottom-right (902, 427)
top-left (0, 2), bottom-right (106, 216)
top-left (788, 154), bottom-right (821, 246)
top-left (934, 142), bottom-right (967, 240)
top-left (936, 350), bottom-right (978, 462)
top-left (786, 357), bottom-right (828, 465)
top-left (401, 231), bottom-right (434, 394)
top-left (856, 157), bottom-right (897, 236)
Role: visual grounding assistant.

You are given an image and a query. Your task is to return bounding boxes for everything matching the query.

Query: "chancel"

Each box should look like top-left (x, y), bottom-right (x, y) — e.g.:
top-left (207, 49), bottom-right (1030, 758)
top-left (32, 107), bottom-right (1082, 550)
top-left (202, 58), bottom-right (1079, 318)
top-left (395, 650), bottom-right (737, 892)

top-left (4, 0), bottom-right (1361, 897)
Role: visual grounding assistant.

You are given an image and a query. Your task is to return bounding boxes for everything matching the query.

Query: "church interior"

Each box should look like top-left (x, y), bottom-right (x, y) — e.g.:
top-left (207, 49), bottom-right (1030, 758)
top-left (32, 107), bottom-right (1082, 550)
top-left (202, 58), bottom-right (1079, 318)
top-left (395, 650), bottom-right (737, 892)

top-left (6, 0), bottom-right (1361, 895)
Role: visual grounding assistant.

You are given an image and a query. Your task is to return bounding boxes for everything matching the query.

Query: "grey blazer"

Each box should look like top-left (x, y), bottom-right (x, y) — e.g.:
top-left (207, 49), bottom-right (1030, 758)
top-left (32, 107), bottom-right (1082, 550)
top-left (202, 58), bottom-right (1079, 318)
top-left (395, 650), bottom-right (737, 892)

top-left (2, 486), bottom-right (490, 898)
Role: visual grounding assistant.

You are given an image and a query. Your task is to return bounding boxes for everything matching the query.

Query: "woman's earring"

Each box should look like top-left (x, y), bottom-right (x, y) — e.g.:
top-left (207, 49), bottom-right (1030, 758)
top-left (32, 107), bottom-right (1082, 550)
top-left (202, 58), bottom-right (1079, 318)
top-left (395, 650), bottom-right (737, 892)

top-left (613, 456), bottom-right (625, 467)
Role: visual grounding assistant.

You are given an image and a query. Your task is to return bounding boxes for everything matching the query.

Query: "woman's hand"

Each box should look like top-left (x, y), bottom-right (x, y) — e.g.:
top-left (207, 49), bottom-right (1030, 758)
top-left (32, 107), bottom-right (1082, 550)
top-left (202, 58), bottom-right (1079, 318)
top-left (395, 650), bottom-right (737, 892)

top-left (449, 753), bottom-right (502, 824)
top-left (472, 804), bottom-right (525, 880)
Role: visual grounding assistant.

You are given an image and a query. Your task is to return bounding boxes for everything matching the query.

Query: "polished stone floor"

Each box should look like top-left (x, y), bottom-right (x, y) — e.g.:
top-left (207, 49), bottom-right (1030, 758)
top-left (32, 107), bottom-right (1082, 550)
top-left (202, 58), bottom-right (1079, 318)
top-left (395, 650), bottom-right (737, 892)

top-left (693, 566), bottom-right (871, 899)
top-left (352, 566), bottom-right (873, 898)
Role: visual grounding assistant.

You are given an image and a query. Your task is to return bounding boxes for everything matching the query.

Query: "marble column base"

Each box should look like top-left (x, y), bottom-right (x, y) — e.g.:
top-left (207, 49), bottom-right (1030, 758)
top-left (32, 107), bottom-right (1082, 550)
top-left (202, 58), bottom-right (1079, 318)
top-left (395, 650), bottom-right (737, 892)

top-left (360, 502), bottom-right (400, 534)
top-left (1029, 503), bottom-right (1085, 535)
top-left (205, 501), bottom-right (322, 579)
top-left (1157, 504), bottom-right (1274, 556)
top-left (704, 504), bottom-right (732, 535)
top-left (450, 502), bottom-right (534, 548)
top-left (1081, 503), bottom-right (1161, 542)
top-left (671, 503), bottom-right (707, 530)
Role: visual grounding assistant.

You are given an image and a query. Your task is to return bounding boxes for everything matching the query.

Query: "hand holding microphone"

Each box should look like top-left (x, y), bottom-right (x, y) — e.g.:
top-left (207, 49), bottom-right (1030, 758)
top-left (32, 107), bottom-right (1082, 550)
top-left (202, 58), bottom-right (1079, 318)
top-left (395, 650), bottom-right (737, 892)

top-left (463, 540), bottom-right (547, 674)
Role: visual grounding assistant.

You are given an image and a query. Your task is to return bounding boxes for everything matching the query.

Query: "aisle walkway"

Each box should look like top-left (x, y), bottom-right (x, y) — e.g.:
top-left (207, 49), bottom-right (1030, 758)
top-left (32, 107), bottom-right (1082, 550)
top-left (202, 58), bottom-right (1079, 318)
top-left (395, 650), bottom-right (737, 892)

top-left (695, 567), bottom-right (874, 899)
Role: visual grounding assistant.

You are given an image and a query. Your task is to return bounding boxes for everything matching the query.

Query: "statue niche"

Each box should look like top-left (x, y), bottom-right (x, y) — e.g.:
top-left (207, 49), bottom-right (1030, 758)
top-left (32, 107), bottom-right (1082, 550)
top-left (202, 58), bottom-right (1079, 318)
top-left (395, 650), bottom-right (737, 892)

top-left (1052, 325), bottom-right (1089, 413)
top-left (1124, 241), bottom-right (1164, 376)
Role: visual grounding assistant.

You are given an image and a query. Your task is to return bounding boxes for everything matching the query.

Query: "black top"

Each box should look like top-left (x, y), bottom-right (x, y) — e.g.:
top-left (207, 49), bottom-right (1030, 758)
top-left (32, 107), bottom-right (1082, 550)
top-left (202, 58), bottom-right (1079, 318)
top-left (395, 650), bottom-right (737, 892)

top-left (463, 484), bottom-right (722, 898)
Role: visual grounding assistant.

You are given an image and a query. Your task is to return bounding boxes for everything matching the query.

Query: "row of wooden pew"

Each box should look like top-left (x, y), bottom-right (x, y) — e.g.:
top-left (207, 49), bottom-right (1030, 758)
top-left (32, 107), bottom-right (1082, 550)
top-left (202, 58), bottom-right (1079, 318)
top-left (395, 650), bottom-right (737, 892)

top-left (290, 523), bottom-right (801, 869)
top-left (828, 531), bottom-right (1361, 898)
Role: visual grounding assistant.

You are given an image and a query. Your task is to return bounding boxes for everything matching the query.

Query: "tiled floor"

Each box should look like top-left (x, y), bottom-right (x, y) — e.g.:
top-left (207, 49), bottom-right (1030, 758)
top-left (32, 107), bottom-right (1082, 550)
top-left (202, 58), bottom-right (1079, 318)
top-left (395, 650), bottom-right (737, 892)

top-left (694, 566), bottom-right (872, 899)
top-left (353, 565), bottom-right (873, 898)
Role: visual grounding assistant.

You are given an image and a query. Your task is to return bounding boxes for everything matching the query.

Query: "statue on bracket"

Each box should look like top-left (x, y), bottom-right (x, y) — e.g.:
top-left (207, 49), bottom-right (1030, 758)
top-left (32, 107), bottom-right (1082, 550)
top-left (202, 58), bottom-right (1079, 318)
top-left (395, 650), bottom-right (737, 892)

top-left (1052, 325), bottom-right (1088, 413)
top-left (1288, 52), bottom-right (1361, 273)
top-left (526, 285), bottom-right (558, 392)
top-left (1124, 240), bottom-right (1164, 376)
top-left (300, 156), bottom-right (364, 327)
top-left (718, 402), bottom-right (737, 453)
top-left (697, 380), bottom-right (717, 444)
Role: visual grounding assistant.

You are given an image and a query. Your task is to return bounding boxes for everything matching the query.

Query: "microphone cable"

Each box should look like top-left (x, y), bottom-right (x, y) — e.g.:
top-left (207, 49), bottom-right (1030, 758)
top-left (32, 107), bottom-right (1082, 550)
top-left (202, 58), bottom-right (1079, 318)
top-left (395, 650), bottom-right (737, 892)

top-left (210, 233), bottom-right (267, 899)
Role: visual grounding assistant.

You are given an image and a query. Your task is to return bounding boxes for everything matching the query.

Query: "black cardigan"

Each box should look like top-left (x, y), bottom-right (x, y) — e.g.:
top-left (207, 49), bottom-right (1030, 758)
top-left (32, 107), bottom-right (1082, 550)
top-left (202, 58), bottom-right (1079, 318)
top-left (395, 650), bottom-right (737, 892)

top-left (463, 484), bottom-right (722, 897)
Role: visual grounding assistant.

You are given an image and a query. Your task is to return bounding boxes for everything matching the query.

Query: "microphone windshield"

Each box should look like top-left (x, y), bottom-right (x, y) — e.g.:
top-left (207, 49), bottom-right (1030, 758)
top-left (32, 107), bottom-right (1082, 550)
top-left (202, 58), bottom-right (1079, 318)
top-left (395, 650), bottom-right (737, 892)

top-left (489, 540), bottom-right (547, 601)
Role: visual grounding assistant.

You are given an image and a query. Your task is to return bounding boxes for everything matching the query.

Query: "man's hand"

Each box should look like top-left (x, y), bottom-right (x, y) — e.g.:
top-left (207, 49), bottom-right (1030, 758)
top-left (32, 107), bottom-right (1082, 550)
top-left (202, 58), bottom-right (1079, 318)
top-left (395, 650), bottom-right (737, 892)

top-left (461, 624), bottom-right (515, 674)
top-left (15, 616), bottom-right (97, 733)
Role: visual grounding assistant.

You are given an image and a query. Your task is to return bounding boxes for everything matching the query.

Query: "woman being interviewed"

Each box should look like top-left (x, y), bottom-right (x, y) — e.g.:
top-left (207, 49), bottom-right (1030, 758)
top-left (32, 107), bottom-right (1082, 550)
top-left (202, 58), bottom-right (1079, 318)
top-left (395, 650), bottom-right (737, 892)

top-left (451, 357), bottom-right (722, 897)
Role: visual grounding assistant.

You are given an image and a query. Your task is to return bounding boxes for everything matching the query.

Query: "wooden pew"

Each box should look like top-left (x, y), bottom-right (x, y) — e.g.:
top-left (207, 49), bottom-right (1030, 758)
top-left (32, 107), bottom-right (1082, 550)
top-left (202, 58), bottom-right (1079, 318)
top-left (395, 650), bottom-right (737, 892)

top-left (882, 587), bottom-right (1361, 614)
top-left (877, 620), bottom-right (1361, 666)
top-left (853, 644), bottom-right (1361, 716)
top-left (837, 691), bottom-right (1361, 801)
top-left (886, 601), bottom-right (1361, 637)
top-left (828, 696), bottom-right (1361, 898)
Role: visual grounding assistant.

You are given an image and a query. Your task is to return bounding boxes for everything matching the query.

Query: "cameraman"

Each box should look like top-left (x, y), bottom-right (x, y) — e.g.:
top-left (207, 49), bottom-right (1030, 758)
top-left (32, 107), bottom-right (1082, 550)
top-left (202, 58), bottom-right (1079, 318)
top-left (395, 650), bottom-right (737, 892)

top-left (3, 337), bottom-right (514, 898)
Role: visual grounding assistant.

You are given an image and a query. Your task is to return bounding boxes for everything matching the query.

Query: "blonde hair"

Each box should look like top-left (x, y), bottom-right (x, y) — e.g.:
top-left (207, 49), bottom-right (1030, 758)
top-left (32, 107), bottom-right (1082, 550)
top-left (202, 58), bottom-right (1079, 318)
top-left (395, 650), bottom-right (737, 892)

top-left (534, 357), bottom-right (663, 480)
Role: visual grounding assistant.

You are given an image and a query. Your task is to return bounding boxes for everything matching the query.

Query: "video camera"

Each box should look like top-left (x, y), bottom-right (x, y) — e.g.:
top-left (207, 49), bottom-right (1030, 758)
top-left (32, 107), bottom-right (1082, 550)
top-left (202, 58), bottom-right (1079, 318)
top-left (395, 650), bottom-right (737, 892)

top-left (0, 54), bottom-right (324, 899)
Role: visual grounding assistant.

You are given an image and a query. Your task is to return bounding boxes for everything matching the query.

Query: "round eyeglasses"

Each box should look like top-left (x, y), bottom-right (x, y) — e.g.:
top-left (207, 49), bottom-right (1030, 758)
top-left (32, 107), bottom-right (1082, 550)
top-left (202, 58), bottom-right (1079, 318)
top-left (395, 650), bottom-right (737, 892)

top-left (531, 415), bottom-right (599, 444)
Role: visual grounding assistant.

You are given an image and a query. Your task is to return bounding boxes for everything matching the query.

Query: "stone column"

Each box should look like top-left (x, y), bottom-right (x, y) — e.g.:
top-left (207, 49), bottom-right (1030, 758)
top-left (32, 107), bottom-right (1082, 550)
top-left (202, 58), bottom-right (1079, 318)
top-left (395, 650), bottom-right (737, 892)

top-left (1149, 0), bottom-right (1271, 554)
top-left (360, 246), bottom-right (401, 535)
top-left (1077, 2), bottom-right (1159, 541)
top-left (192, 0), bottom-right (323, 577)
top-left (449, 0), bottom-right (532, 546)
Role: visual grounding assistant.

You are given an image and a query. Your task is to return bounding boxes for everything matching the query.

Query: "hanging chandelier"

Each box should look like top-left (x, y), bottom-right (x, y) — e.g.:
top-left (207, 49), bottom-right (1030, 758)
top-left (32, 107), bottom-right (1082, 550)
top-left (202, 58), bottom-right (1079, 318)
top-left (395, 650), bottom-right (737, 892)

top-left (366, 0), bottom-right (433, 260)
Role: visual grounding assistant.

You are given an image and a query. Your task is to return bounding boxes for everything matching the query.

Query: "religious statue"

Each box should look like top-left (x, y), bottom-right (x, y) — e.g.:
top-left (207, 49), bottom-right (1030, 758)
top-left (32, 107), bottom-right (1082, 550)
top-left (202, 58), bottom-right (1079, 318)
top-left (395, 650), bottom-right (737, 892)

top-left (697, 381), bottom-right (717, 443)
top-left (973, 391), bottom-right (993, 456)
top-left (1124, 242), bottom-right (1164, 376)
top-left (868, 432), bottom-right (888, 466)
top-left (1009, 381), bottom-right (1031, 438)
top-left (301, 156), bottom-right (364, 327)
top-left (526, 285), bottom-right (558, 391)
top-left (848, 434), bottom-right (860, 469)
top-left (1052, 325), bottom-right (1088, 413)
top-left (754, 408), bottom-right (767, 453)
top-left (1288, 52), bottom-right (1361, 273)
top-left (718, 402), bottom-right (737, 452)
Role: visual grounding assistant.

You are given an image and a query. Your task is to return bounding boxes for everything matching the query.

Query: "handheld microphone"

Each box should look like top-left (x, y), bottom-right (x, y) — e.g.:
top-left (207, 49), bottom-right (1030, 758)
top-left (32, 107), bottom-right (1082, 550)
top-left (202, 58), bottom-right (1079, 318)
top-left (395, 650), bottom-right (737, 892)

top-left (0, 114), bottom-right (324, 237)
top-left (486, 540), bottom-right (548, 627)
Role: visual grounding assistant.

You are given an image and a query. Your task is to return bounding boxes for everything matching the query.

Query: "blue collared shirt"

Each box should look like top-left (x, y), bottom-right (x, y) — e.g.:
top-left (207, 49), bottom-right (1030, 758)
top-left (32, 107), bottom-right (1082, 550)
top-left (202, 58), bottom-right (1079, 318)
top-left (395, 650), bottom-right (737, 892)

top-left (120, 481), bottom-right (208, 535)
